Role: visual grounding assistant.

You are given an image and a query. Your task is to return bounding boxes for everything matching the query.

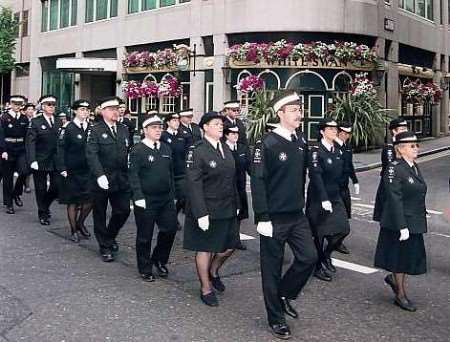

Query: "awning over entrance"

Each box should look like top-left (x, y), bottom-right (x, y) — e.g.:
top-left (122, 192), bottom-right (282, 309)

top-left (56, 58), bottom-right (117, 73)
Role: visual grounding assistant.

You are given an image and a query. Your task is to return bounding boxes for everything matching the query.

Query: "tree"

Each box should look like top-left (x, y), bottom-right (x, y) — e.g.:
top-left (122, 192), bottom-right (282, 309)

top-left (0, 6), bottom-right (19, 104)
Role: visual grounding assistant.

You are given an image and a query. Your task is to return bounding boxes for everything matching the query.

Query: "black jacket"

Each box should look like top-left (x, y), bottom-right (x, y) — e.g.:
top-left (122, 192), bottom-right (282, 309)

top-left (128, 141), bottom-right (175, 205)
top-left (185, 139), bottom-right (240, 220)
top-left (119, 117), bottom-right (135, 144)
top-left (380, 142), bottom-right (395, 176)
top-left (85, 121), bottom-right (130, 192)
top-left (160, 130), bottom-right (190, 177)
top-left (56, 121), bottom-right (89, 172)
top-left (336, 141), bottom-right (358, 188)
top-left (251, 131), bottom-right (308, 223)
top-left (223, 117), bottom-right (248, 146)
top-left (25, 115), bottom-right (62, 171)
top-left (380, 158), bottom-right (427, 234)
top-left (0, 111), bottom-right (28, 156)
top-left (179, 123), bottom-right (202, 146)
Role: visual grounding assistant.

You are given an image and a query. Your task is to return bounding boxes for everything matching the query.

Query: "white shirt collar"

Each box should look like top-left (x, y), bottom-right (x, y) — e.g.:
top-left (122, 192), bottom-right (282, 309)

top-left (403, 158), bottom-right (415, 167)
top-left (43, 114), bottom-right (54, 126)
top-left (204, 135), bottom-right (220, 148)
top-left (142, 138), bottom-right (160, 150)
top-left (8, 110), bottom-right (20, 118)
top-left (227, 116), bottom-right (236, 124)
top-left (273, 126), bottom-right (296, 142)
top-left (226, 140), bottom-right (237, 150)
top-left (73, 117), bottom-right (86, 129)
top-left (321, 138), bottom-right (334, 152)
top-left (167, 128), bottom-right (177, 135)
top-left (334, 137), bottom-right (344, 147)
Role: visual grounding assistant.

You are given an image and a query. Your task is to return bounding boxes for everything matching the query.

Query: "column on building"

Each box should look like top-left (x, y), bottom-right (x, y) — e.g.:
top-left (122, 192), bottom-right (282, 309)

top-left (189, 37), bottom-right (206, 121)
top-left (432, 54), bottom-right (441, 136)
top-left (116, 46), bottom-right (126, 98)
top-left (386, 41), bottom-right (400, 115)
top-left (213, 34), bottom-right (230, 112)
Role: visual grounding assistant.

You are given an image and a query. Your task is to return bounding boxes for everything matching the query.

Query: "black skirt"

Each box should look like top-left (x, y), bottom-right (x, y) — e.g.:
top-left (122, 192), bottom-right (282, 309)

top-left (374, 228), bottom-right (427, 275)
top-left (59, 170), bottom-right (92, 205)
top-left (307, 198), bottom-right (350, 239)
top-left (183, 215), bottom-right (240, 253)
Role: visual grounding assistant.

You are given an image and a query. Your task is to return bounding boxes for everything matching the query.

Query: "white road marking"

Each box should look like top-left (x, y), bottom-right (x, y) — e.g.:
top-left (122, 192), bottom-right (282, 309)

top-left (351, 197), bottom-right (361, 201)
top-left (430, 232), bottom-right (450, 238)
top-left (427, 209), bottom-right (443, 215)
top-left (353, 203), bottom-right (374, 209)
top-left (240, 233), bottom-right (256, 241)
top-left (331, 258), bottom-right (378, 274)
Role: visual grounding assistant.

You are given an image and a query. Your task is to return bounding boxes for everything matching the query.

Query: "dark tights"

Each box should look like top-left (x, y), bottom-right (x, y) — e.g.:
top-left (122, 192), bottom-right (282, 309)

top-left (67, 202), bottom-right (93, 234)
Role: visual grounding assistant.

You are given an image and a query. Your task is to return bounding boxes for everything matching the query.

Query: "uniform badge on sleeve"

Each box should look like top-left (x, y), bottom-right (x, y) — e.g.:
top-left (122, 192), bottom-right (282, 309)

top-left (388, 166), bottom-right (395, 183)
top-left (209, 160), bottom-right (217, 168)
top-left (279, 152), bottom-right (287, 162)
top-left (186, 150), bottom-right (194, 168)
top-left (253, 147), bottom-right (262, 164)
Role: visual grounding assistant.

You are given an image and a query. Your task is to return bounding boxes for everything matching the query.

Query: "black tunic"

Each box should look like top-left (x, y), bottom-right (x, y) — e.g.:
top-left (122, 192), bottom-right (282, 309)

top-left (160, 130), bottom-right (189, 178)
top-left (56, 121), bottom-right (91, 204)
top-left (336, 141), bottom-right (358, 218)
top-left (373, 143), bottom-right (396, 221)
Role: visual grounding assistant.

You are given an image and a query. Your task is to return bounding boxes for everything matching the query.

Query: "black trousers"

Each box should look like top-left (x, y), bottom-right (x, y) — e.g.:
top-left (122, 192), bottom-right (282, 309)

top-left (93, 189), bottom-right (131, 252)
top-left (260, 215), bottom-right (318, 325)
top-left (2, 154), bottom-right (27, 207)
top-left (340, 186), bottom-right (352, 219)
top-left (33, 170), bottom-right (59, 218)
top-left (134, 201), bottom-right (177, 275)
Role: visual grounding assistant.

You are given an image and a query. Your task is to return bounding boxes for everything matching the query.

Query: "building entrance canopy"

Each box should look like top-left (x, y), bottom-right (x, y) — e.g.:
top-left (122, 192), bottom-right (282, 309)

top-left (56, 58), bottom-right (117, 73)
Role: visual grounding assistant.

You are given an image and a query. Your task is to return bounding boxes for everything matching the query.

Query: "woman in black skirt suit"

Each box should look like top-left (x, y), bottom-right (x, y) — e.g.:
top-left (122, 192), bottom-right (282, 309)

top-left (306, 118), bottom-right (350, 282)
top-left (56, 100), bottom-right (93, 242)
top-left (184, 111), bottom-right (240, 307)
top-left (374, 132), bottom-right (427, 312)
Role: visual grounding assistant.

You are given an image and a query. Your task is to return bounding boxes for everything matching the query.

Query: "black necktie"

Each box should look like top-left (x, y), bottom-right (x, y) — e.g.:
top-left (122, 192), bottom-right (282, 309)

top-left (154, 142), bottom-right (158, 151)
top-left (291, 134), bottom-right (297, 142)
top-left (49, 117), bottom-right (54, 127)
top-left (81, 122), bottom-right (85, 131)
top-left (412, 165), bottom-right (418, 176)
top-left (111, 125), bottom-right (117, 137)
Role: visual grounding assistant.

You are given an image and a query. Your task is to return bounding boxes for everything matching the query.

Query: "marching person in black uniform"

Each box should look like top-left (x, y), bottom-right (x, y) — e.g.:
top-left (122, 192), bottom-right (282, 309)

top-left (373, 117), bottom-right (408, 221)
top-left (224, 125), bottom-right (251, 250)
top-left (0, 95), bottom-right (29, 214)
top-left (26, 95), bottom-right (62, 225)
top-left (118, 103), bottom-right (135, 146)
top-left (251, 92), bottom-right (317, 340)
top-left (128, 115), bottom-right (178, 282)
top-left (222, 101), bottom-right (248, 146)
top-left (56, 100), bottom-right (93, 242)
top-left (179, 109), bottom-right (202, 145)
top-left (374, 132), bottom-right (427, 312)
top-left (334, 122), bottom-right (359, 255)
top-left (86, 96), bottom-right (131, 262)
top-left (306, 118), bottom-right (350, 282)
top-left (184, 111), bottom-right (241, 307)
top-left (160, 113), bottom-right (190, 228)
top-left (58, 112), bottom-right (68, 126)
top-left (23, 103), bottom-right (35, 193)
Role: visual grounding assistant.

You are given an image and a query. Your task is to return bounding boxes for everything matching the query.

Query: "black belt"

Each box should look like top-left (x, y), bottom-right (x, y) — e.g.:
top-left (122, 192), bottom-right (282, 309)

top-left (5, 138), bottom-right (24, 143)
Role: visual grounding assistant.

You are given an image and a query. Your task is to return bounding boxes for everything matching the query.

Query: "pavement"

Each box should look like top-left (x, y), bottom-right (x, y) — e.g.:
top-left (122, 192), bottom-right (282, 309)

top-left (0, 149), bottom-right (449, 341)
top-left (353, 134), bottom-right (450, 171)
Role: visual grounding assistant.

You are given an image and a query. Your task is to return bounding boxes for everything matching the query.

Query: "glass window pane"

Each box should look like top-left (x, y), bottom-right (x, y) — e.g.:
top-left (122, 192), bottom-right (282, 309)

top-left (110, 0), bottom-right (118, 17)
top-left (160, 0), bottom-right (176, 7)
top-left (49, 0), bottom-right (59, 31)
top-left (179, 0), bottom-right (191, 3)
top-left (416, 0), bottom-right (425, 17)
top-left (426, 0), bottom-right (433, 20)
top-left (60, 0), bottom-right (70, 28)
top-left (71, 0), bottom-right (77, 25)
top-left (143, 0), bottom-right (156, 10)
top-left (41, 1), bottom-right (49, 32)
top-left (85, 0), bottom-right (94, 22)
top-left (96, 0), bottom-right (108, 20)
top-left (128, 0), bottom-right (140, 13)
top-left (405, 0), bottom-right (414, 12)
top-left (22, 10), bottom-right (29, 37)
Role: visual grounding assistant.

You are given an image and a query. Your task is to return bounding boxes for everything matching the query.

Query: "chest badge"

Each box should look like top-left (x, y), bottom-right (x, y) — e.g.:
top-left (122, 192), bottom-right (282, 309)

top-left (8, 124), bottom-right (13, 128)
top-left (102, 133), bottom-right (108, 139)
top-left (167, 138), bottom-right (172, 143)
top-left (148, 155), bottom-right (154, 163)
top-left (77, 134), bottom-right (83, 139)
top-left (408, 177), bottom-right (414, 184)
top-left (279, 152), bottom-right (287, 162)
top-left (327, 158), bottom-right (333, 164)
top-left (209, 160), bottom-right (217, 168)
top-left (41, 125), bottom-right (47, 130)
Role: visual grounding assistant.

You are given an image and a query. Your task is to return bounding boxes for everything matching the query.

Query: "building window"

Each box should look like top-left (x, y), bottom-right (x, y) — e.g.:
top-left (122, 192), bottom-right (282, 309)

top-left (22, 10), bottom-right (29, 37)
top-left (41, 0), bottom-right (77, 32)
top-left (128, 0), bottom-right (190, 14)
top-left (160, 96), bottom-right (176, 113)
top-left (399, 0), bottom-right (433, 20)
top-left (86, 0), bottom-right (118, 22)
top-left (15, 63), bottom-right (30, 77)
top-left (13, 12), bottom-right (20, 38)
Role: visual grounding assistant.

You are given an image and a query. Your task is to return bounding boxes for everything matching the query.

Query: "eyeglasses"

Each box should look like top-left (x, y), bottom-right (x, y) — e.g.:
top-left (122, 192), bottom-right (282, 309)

top-left (44, 103), bottom-right (56, 107)
top-left (409, 143), bottom-right (420, 149)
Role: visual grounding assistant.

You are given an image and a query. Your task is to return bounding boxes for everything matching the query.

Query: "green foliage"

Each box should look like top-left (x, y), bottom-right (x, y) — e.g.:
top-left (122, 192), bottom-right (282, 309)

top-left (328, 93), bottom-right (393, 150)
top-left (0, 6), bottom-right (19, 74)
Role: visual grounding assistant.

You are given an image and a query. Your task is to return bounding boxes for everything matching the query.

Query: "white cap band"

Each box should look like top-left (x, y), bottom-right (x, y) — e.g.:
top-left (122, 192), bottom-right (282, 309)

top-left (224, 102), bottom-right (240, 109)
top-left (10, 97), bottom-right (25, 103)
top-left (100, 99), bottom-right (120, 109)
top-left (143, 116), bottom-right (163, 127)
top-left (273, 94), bottom-right (300, 112)
top-left (40, 96), bottom-right (57, 104)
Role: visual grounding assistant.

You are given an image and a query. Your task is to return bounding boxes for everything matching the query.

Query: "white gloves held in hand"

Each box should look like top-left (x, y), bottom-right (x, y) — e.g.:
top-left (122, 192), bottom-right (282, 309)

top-left (30, 161), bottom-right (38, 170)
top-left (198, 215), bottom-right (210, 231)
top-left (399, 228), bottom-right (410, 241)
top-left (1, 152), bottom-right (8, 160)
top-left (257, 221), bottom-right (273, 238)
top-left (322, 201), bottom-right (333, 213)
top-left (354, 183), bottom-right (360, 195)
top-left (60, 171), bottom-right (68, 178)
top-left (134, 199), bottom-right (146, 209)
top-left (97, 175), bottom-right (109, 190)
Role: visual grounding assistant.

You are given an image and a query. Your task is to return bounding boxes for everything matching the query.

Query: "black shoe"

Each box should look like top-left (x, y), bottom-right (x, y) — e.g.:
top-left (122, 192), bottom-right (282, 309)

top-left (200, 291), bottom-right (219, 307)
top-left (77, 222), bottom-right (91, 238)
top-left (210, 274), bottom-right (225, 293)
top-left (335, 243), bottom-right (350, 254)
top-left (269, 323), bottom-right (292, 340)
top-left (46, 211), bottom-right (52, 218)
top-left (6, 206), bottom-right (15, 214)
top-left (323, 258), bottom-right (336, 273)
top-left (111, 241), bottom-right (119, 253)
top-left (236, 242), bottom-right (247, 250)
top-left (153, 261), bottom-right (169, 278)
top-left (70, 232), bottom-right (80, 243)
top-left (141, 273), bottom-right (155, 282)
top-left (280, 297), bottom-right (298, 319)
top-left (101, 252), bottom-right (114, 262)
top-left (314, 268), bottom-right (332, 282)
top-left (384, 274), bottom-right (398, 296)
top-left (394, 296), bottom-right (417, 312)
top-left (13, 196), bottom-right (23, 207)
top-left (39, 217), bottom-right (50, 226)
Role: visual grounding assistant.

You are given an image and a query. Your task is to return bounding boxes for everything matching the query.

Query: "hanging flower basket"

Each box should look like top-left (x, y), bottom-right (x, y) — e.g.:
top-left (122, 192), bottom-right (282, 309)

top-left (402, 79), bottom-right (443, 104)
top-left (121, 76), bottom-right (182, 99)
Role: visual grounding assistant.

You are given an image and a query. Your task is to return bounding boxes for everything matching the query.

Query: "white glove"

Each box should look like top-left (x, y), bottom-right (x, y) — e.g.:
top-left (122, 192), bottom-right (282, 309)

top-left (257, 221), bottom-right (273, 237)
top-left (60, 171), bottom-right (68, 178)
top-left (135, 199), bottom-right (146, 209)
top-left (97, 175), bottom-right (109, 190)
top-left (399, 228), bottom-right (410, 241)
top-left (322, 201), bottom-right (333, 213)
top-left (198, 215), bottom-right (210, 231)
top-left (1, 152), bottom-right (8, 160)
top-left (30, 161), bottom-right (38, 170)
top-left (237, 209), bottom-right (240, 215)
top-left (354, 183), bottom-right (360, 195)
